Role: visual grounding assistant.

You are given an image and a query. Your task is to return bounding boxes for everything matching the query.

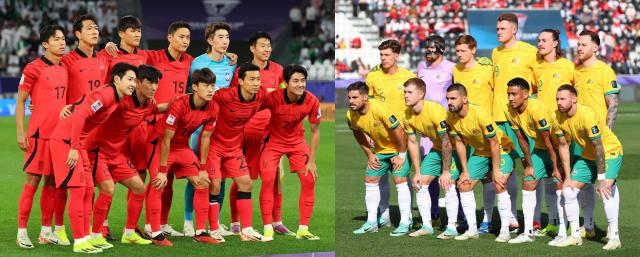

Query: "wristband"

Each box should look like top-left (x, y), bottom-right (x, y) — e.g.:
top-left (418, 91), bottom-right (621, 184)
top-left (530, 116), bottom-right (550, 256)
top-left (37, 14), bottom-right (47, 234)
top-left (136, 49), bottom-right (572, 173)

top-left (200, 163), bottom-right (210, 171)
top-left (597, 173), bottom-right (605, 180)
top-left (398, 151), bottom-right (407, 159)
top-left (159, 166), bottom-right (169, 173)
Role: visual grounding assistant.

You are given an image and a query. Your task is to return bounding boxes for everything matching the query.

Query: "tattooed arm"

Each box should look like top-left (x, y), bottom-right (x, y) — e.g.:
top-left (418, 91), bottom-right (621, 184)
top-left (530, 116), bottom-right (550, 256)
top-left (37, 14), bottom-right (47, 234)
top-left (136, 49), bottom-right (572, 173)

top-left (605, 94), bottom-right (619, 130)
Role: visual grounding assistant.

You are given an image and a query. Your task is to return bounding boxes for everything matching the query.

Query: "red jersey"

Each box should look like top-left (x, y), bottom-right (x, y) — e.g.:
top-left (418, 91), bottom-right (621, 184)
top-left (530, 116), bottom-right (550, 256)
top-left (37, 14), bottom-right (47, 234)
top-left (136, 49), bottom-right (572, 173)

top-left (18, 56), bottom-right (68, 139)
top-left (211, 86), bottom-right (268, 152)
top-left (61, 48), bottom-right (109, 104)
top-left (51, 85), bottom-right (122, 149)
top-left (155, 94), bottom-right (219, 147)
top-left (98, 46), bottom-right (147, 83)
top-left (145, 49), bottom-right (193, 104)
top-left (85, 90), bottom-right (159, 155)
top-left (262, 89), bottom-right (321, 145)
top-left (230, 60), bottom-right (284, 132)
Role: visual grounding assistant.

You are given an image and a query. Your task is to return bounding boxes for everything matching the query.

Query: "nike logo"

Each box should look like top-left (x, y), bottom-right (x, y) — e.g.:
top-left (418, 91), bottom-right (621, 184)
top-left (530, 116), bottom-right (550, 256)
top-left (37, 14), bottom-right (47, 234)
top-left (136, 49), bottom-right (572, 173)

top-left (79, 68), bottom-right (88, 72)
top-left (229, 109), bottom-right (235, 112)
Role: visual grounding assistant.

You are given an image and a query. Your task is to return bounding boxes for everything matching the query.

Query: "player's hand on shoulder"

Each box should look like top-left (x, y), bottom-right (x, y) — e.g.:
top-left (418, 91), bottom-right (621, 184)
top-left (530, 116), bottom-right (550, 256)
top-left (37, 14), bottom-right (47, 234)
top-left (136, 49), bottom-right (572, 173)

top-left (226, 52), bottom-right (238, 65)
top-left (105, 42), bottom-right (118, 57)
top-left (60, 104), bottom-right (72, 120)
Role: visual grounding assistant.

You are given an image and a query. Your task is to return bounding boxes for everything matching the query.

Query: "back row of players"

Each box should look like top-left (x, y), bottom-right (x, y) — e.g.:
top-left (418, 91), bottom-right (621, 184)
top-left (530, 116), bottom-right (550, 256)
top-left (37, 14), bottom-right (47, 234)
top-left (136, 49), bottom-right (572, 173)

top-left (347, 13), bottom-right (622, 250)
top-left (16, 14), bottom-right (322, 253)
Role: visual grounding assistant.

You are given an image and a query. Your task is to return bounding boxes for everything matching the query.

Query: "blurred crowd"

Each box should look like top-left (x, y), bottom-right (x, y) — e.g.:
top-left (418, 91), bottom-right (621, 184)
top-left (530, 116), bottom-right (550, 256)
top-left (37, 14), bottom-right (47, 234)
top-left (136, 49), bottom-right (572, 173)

top-left (289, 0), bottom-right (335, 80)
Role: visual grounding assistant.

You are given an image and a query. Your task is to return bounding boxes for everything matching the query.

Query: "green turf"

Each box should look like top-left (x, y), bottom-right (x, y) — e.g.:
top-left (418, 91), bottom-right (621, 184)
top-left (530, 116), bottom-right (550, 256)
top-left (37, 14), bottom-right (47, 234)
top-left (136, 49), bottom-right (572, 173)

top-left (336, 103), bottom-right (640, 257)
top-left (0, 119), bottom-right (335, 256)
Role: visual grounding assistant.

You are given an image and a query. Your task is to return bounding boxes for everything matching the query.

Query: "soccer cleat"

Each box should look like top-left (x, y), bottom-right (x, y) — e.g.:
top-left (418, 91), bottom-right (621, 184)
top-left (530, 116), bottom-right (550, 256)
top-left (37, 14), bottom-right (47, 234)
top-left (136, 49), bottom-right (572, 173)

top-left (263, 228), bottom-right (274, 242)
top-left (454, 230), bottom-right (479, 240)
top-left (508, 233), bottom-right (535, 244)
top-left (580, 226), bottom-right (596, 239)
top-left (73, 241), bottom-right (103, 253)
top-left (134, 226), bottom-right (151, 240)
top-left (548, 235), bottom-right (566, 246)
top-left (54, 228), bottom-right (71, 245)
top-left (230, 223), bottom-right (241, 236)
top-left (535, 224), bottom-right (559, 237)
top-left (217, 225), bottom-right (235, 236)
top-left (89, 235), bottom-right (114, 249)
top-left (101, 226), bottom-right (114, 241)
top-left (509, 223), bottom-right (520, 234)
top-left (240, 228), bottom-right (267, 242)
top-left (478, 222), bottom-right (491, 234)
top-left (273, 223), bottom-right (295, 236)
top-left (209, 230), bottom-right (226, 243)
top-left (602, 239), bottom-right (621, 250)
top-left (161, 224), bottom-right (184, 237)
top-left (144, 224), bottom-right (153, 238)
top-left (353, 221), bottom-right (378, 235)
top-left (456, 221), bottom-right (469, 232)
top-left (389, 223), bottom-right (411, 237)
top-left (378, 216), bottom-right (391, 228)
top-left (437, 227), bottom-right (459, 240)
top-left (533, 221), bottom-right (541, 230)
top-left (296, 229), bottom-right (320, 240)
top-left (121, 232), bottom-right (152, 245)
top-left (495, 231), bottom-right (511, 243)
top-left (151, 234), bottom-right (173, 247)
top-left (16, 233), bottom-right (34, 249)
top-left (409, 225), bottom-right (434, 237)
top-left (38, 231), bottom-right (60, 245)
top-left (183, 222), bottom-right (195, 237)
top-left (193, 232), bottom-right (220, 244)
top-left (555, 236), bottom-right (582, 247)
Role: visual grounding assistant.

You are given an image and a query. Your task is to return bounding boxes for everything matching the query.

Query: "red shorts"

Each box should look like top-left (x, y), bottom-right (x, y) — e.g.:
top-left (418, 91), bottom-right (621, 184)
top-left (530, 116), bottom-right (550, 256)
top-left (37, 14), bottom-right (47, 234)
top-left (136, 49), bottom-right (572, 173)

top-left (261, 142), bottom-right (310, 174)
top-left (207, 149), bottom-right (249, 179)
top-left (89, 149), bottom-right (139, 184)
top-left (50, 139), bottom-right (92, 188)
top-left (23, 137), bottom-right (53, 176)
top-left (124, 123), bottom-right (149, 170)
top-left (243, 128), bottom-right (268, 180)
top-left (147, 135), bottom-right (200, 179)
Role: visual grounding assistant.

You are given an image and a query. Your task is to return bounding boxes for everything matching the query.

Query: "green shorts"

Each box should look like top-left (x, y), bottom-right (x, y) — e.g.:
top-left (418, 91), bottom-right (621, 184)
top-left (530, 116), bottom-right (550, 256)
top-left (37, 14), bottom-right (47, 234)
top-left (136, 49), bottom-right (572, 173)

top-left (498, 122), bottom-right (524, 159)
top-left (365, 153), bottom-right (411, 177)
top-left (420, 149), bottom-right (460, 180)
top-left (523, 149), bottom-right (560, 182)
top-left (467, 153), bottom-right (514, 180)
top-left (569, 141), bottom-right (583, 166)
top-left (571, 154), bottom-right (623, 184)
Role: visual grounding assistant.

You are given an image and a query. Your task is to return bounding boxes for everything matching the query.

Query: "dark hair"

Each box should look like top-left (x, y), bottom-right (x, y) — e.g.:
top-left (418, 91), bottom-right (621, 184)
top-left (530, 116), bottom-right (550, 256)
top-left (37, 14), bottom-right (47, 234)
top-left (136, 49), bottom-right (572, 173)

top-left (238, 63), bottom-right (260, 80)
top-left (110, 62), bottom-right (138, 82)
top-left (191, 68), bottom-right (216, 85)
top-left (168, 21), bottom-right (191, 35)
top-left (73, 14), bottom-right (97, 33)
top-left (425, 35), bottom-right (446, 53)
top-left (136, 64), bottom-right (162, 84)
top-left (497, 13), bottom-right (518, 27)
top-left (205, 22), bottom-right (231, 52)
top-left (557, 84), bottom-right (577, 96)
top-left (249, 31), bottom-right (271, 46)
top-left (39, 24), bottom-right (64, 44)
top-left (507, 77), bottom-right (530, 91)
top-left (347, 81), bottom-right (369, 95)
top-left (455, 35), bottom-right (477, 50)
top-left (540, 29), bottom-right (563, 58)
top-left (579, 30), bottom-right (600, 46)
top-left (118, 15), bottom-right (141, 32)
top-left (283, 64), bottom-right (307, 83)
top-left (403, 78), bottom-right (426, 93)
top-left (378, 39), bottom-right (401, 54)
top-left (446, 83), bottom-right (467, 96)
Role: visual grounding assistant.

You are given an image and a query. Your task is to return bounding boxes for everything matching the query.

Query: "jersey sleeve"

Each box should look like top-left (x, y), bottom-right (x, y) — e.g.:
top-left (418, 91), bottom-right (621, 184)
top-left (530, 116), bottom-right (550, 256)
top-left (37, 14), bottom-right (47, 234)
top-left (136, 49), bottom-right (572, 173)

top-left (163, 100), bottom-right (184, 132)
top-left (18, 64), bottom-right (38, 93)
top-left (308, 96), bottom-right (322, 124)
top-left (70, 90), bottom-right (115, 149)
top-left (229, 67), bottom-right (240, 88)
top-left (364, 75), bottom-right (375, 98)
top-left (446, 114), bottom-right (459, 137)
top-left (202, 102), bottom-right (218, 132)
top-left (582, 111), bottom-right (601, 140)
top-left (551, 111), bottom-right (566, 137)
top-left (531, 107), bottom-right (551, 132)
top-left (603, 68), bottom-right (620, 96)
top-left (346, 112), bottom-right (359, 131)
top-left (402, 109), bottom-right (415, 135)
top-left (375, 104), bottom-right (400, 129)
top-left (141, 49), bottom-right (160, 66)
top-left (479, 110), bottom-right (497, 138)
top-left (432, 106), bottom-right (448, 136)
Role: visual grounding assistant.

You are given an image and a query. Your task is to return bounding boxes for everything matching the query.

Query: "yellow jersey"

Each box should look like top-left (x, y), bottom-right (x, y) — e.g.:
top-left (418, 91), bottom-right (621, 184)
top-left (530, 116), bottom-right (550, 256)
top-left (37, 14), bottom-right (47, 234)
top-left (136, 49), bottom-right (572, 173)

top-left (347, 99), bottom-right (402, 154)
top-left (492, 41), bottom-right (538, 122)
top-left (453, 62), bottom-right (494, 117)
top-left (504, 98), bottom-right (561, 150)
top-left (554, 104), bottom-right (623, 161)
top-left (447, 105), bottom-right (513, 157)
top-left (365, 67), bottom-right (416, 117)
top-left (403, 100), bottom-right (449, 151)
top-left (532, 57), bottom-right (575, 109)
top-left (573, 60), bottom-right (620, 125)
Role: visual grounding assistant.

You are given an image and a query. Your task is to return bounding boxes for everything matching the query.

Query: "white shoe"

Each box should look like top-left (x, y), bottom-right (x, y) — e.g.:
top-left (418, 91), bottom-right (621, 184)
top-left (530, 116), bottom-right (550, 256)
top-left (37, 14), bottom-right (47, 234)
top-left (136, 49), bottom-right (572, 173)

top-left (454, 230), bottom-right (479, 240)
top-left (495, 231), bottom-right (511, 243)
top-left (218, 225), bottom-right (235, 236)
top-left (183, 222), bottom-right (195, 237)
top-left (548, 235), bottom-right (566, 246)
top-left (555, 236), bottom-right (583, 247)
top-left (144, 224), bottom-right (152, 238)
top-left (209, 230), bottom-right (226, 243)
top-left (38, 231), bottom-right (60, 245)
top-left (508, 233), bottom-right (535, 244)
top-left (240, 228), bottom-right (266, 242)
top-left (16, 232), bottom-right (34, 249)
top-left (161, 224), bottom-right (184, 237)
top-left (603, 239), bottom-right (621, 250)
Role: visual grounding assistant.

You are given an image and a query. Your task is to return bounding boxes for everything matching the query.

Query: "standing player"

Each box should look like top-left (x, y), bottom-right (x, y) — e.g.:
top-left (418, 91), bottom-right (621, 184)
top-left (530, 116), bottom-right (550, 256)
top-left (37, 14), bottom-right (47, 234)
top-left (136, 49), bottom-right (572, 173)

top-left (346, 82), bottom-right (411, 237)
top-left (15, 25), bottom-right (68, 248)
top-left (50, 63), bottom-right (138, 253)
top-left (259, 64), bottom-right (321, 241)
top-left (445, 84), bottom-right (514, 242)
top-left (503, 78), bottom-right (571, 245)
top-left (401, 78), bottom-right (459, 239)
top-left (145, 68), bottom-right (220, 246)
top-left (553, 85), bottom-right (623, 250)
top-left (365, 39), bottom-right (415, 227)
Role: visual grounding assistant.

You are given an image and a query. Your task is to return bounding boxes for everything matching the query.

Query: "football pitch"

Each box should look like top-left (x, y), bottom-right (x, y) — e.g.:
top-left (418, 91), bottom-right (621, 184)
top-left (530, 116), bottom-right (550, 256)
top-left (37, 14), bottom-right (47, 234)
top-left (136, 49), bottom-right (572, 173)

top-left (336, 103), bottom-right (640, 257)
top-left (0, 119), bottom-right (335, 257)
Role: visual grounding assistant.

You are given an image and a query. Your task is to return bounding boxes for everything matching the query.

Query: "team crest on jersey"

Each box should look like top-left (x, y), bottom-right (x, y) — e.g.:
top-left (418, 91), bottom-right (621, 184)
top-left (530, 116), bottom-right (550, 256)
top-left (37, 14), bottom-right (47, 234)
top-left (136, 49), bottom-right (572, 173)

top-left (472, 79), bottom-right (480, 85)
top-left (486, 124), bottom-right (494, 133)
top-left (591, 125), bottom-right (599, 134)
top-left (166, 114), bottom-right (176, 125)
top-left (553, 73), bottom-right (560, 78)
top-left (91, 100), bottom-right (103, 112)
top-left (511, 57), bottom-right (520, 64)
top-left (436, 73), bottom-right (442, 80)
top-left (389, 115), bottom-right (397, 124)
top-left (538, 119), bottom-right (547, 127)
top-left (612, 81), bottom-right (618, 88)
top-left (225, 73), bottom-right (231, 81)
top-left (587, 79), bottom-right (594, 84)
top-left (439, 121), bottom-right (447, 129)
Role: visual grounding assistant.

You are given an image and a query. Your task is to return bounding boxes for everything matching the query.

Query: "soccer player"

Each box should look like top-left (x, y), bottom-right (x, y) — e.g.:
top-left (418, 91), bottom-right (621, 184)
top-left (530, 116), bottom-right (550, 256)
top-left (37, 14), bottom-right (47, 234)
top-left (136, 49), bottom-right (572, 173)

top-left (503, 78), bottom-right (571, 245)
top-left (364, 39), bottom-right (415, 227)
top-left (259, 64), bottom-right (321, 241)
top-left (347, 82), bottom-right (411, 237)
top-left (445, 83), bottom-right (514, 242)
top-left (553, 85), bottom-right (623, 250)
top-left (50, 62), bottom-right (138, 253)
top-left (531, 29), bottom-right (575, 237)
top-left (492, 13), bottom-right (538, 232)
top-left (15, 25), bottom-right (68, 248)
top-left (203, 63), bottom-right (268, 242)
top-left (145, 68), bottom-right (220, 246)
top-left (401, 78), bottom-right (459, 239)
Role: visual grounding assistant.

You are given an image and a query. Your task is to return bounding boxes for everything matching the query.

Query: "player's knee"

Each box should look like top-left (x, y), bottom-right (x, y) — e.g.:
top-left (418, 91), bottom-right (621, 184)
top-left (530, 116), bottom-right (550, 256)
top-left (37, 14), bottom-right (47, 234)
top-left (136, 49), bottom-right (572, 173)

top-left (522, 180), bottom-right (537, 191)
top-left (99, 182), bottom-right (115, 196)
top-left (364, 176), bottom-right (380, 184)
top-left (43, 175), bottom-right (56, 186)
top-left (209, 181), bottom-right (220, 194)
top-left (131, 183), bottom-right (146, 195)
top-left (24, 173), bottom-right (42, 185)
top-left (392, 176), bottom-right (407, 184)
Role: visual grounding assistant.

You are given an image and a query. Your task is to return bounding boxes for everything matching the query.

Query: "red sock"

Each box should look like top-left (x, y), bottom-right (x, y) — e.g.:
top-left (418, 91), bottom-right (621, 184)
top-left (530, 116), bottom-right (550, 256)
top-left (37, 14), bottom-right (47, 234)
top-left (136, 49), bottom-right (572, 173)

top-left (92, 192), bottom-right (113, 234)
top-left (68, 186), bottom-right (86, 239)
top-left (83, 186), bottom-right (94, 236)
top-left (260, 169), bottom-right (277, 225)
top-left (230, 182), bottom-right (238, 223)
top-left (273, 178), bottom-right (283, 223)
top-left (54, 188), bottom-right (67, 226)
top-left (126, 192), bottom-right (145, 229)
top-left (160, 175), bottom-right (174, 225)
top-left (208, 194), bottom-right (220, 230)
top-left (40, 186), bottom-right (56, 227)
top-left (146, 183), bottom-right (163, 232)
top-left (237, 191), bottom-right (253, 229)
top-left (18, 184), bottom-right (38, 228)
top-left (298, 172), bottom-right (316, 225)
top-left (193, 188), bottom-right (208, 231)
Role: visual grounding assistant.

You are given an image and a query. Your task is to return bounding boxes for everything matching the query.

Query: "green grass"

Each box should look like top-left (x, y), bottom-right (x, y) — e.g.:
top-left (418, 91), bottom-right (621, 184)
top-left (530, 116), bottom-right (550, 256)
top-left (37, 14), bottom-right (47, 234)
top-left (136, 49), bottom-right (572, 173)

top-left (336, 103), bottom-right (640, 257)
top-left (0, 120), bottom-right (335, 257)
